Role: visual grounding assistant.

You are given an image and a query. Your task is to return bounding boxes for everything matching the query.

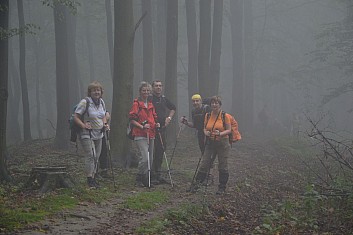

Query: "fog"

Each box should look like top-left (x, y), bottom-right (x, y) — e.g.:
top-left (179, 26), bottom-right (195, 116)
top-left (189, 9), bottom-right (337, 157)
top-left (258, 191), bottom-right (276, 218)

top-left (5, 0), bottom-right (353, 145)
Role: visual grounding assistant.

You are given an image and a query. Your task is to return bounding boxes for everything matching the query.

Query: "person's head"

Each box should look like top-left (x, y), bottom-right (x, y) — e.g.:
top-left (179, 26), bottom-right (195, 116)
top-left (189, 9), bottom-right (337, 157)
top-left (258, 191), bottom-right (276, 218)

top-left (139, 81), bottom-right (152, 100)
top-left (191, 94), bottom-right (202, 109)
top-left (87, 81), bottom-right (103, 100)
top-left (210, 96), bottom-right (222, 111)
top-left (152, 80), bottom-right (163, 96)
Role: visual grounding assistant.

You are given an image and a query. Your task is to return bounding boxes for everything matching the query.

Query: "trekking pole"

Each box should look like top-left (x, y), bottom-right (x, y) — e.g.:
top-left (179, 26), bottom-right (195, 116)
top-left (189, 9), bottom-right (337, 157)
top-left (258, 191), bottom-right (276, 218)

top-left (189, 152), bottom-right (204, 191)
top-left (158, 131), bottom-right (174, 188)
top-left (88, 122), bottom-right (98, 177)
top-left (147, 131), bottom-right (151, 188)
top-left (168, 123), bottom-right (184, 169)
top-left (105, 130), bottom-right (116, 189)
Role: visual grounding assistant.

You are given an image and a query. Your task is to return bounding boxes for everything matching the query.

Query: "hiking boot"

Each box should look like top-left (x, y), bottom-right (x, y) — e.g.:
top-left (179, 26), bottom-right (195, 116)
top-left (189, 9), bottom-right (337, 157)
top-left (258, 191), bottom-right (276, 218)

top-left (187, 183), bottom-right (200, 193)
top-left (100, 169), bottom-right (110, 178)
top-left (136, 174), bottom-right (150, 187)
top-left (216, 186), bottom-right (226, 195)
top-left (87, 177), bottom-right (98, 188)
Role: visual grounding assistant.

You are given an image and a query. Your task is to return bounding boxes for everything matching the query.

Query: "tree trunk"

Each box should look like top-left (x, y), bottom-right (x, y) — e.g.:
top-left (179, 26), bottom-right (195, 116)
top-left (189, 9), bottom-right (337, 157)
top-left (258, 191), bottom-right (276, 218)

top-left (142, 0), bottom-right (153, 82)
top-left (66, 10), bottom-right (80, 105)
top-left (0, 0), bottom-right (12, 182)
top-left (84, 1), bottom-right (95, 81)
top-left (243, 0), bottom-right (254, 131)
top-left (153, 0), bottom-right (166, 83)
top-left (111, 0), bottom-right (134, 167)
top-left (17, 0), bottom-right (32, 141)
top-left (165, 0), bottom-right (178, 144)
top-left (53, 2), bottom-right (70, 150)
top-left (209, 0), bottom-right (223, 96)
top-left (230, 0), bottom-right (244, 125)
top-left (198, 0), bottom-right (212, 98)
top-left (185, 0), bottom-right (198, 117)
top-left (7, 39), bottom-right (21, 143)
top-left (105, 0), bottom-right (114, 79)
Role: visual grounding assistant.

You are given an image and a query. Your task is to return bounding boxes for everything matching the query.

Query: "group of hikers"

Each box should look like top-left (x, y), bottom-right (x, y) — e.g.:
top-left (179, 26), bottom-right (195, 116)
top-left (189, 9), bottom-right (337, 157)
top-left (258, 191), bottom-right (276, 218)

top-left (73, 80), bottom-right (240, 195)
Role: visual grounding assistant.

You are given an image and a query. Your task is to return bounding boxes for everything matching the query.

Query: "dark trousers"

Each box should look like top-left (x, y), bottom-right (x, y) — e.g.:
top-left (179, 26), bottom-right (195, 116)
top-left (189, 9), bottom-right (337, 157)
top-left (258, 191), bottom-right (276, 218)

top-left (99, 136), bottom-right (109, 170)
top-left (197, 130), bottom-right (206, 155)
top-left (152, 130), bottom-right (166, 178)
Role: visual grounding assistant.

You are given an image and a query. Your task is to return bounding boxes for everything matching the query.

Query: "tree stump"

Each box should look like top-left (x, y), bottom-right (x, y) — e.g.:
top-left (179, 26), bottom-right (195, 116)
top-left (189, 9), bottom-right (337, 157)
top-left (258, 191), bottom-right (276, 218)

top-left (26, 167), bottom-right (75, 193)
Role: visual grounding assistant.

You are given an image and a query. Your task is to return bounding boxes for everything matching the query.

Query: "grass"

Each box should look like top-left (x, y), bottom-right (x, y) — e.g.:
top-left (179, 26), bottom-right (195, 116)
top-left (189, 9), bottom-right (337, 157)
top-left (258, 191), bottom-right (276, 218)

top-left (0, 185), bottom-right (116, 233)
top-left (123, 190), bottom-right (169, 211)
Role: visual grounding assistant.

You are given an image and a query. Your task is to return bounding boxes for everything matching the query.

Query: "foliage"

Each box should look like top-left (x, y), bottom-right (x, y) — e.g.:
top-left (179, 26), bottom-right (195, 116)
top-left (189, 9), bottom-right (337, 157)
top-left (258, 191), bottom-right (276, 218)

top-left (123, 191), bottom-right (169, 211)
top-left (0, 24), bottom-right (39, 40)
top-left (136, 218), bottom-right (170, 234)
top-left (40, 0), bottom-right (80, 14)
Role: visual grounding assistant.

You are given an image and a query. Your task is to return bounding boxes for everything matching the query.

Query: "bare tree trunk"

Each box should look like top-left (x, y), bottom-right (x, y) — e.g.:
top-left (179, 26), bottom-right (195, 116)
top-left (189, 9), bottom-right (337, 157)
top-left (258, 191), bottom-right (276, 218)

top-left (66, 10), bottom-right (80, 105)
top-left (105, 0), bottom-right (114, 79)
top-left (185, 0), bottom-right (198, 117)
top-left (209, 0), bottom-right (223, 96)
top-left (153, 0), bottom-right (166, 83)
top-left (165, 0), bottom-right (178, 144)
top-left (84, 1), bottom-right (95, 81)
top-left (0, 0), bottom-right (12, 182)
top-left (17, 0), bottom-right (32, 141)
top-left (111, 0), bottom-right (134, 167)
top-left (198, 0), bottom-right (212, 97)
top-left (142, 0), bottom-right (153, 82)
top-left (230, 0), bottom-right (244, 125)
top-left (53, 2), bottom-right (70, 150)
top-left (243, 0), bottom-right (254, 131)
top-left (7, 39), bottom-right (21, 143)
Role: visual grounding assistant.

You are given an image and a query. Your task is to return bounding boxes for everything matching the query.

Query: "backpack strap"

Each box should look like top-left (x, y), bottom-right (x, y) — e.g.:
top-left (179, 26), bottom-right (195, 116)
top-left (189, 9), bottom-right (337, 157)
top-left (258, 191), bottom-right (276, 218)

top-left (84, 97), bottom-right (90, 117)
top-left (221, 111), bottom-right (226, 130)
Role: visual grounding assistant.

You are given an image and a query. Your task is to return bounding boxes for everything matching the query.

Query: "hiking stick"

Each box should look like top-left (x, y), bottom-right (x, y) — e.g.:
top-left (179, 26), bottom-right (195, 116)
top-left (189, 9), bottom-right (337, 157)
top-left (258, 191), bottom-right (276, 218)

top-left (88, 125), bottom-right (99, 178)
top-left (147, 131), bottom-right (151, 188)
top-left (168, 123), bottom-right (184, 169)
top-left (158, 131), bottom-right (174, 187)
top-left (105, 130), bottom-right (116, 189)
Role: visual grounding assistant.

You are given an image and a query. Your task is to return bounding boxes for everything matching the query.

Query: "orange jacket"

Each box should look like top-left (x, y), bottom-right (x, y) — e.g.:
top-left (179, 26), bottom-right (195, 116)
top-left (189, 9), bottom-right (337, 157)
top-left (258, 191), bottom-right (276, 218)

top-left (129, 99), bottom-right (158, 138)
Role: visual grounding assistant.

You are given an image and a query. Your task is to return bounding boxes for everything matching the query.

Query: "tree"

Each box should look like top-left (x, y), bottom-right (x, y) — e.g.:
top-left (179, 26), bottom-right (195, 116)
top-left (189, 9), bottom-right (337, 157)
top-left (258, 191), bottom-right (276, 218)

top-left (111, 0), bottom-right (134, 167)
top-left (142, 0), bottom-right (153, 82)
top-left (153, 0), bottom-right (166, 83)
top-left (53, 1), bottom-right (70, 149)
top-left (165, 0), bottom-right (178, 144)
top-left (185, 0), bottom-right (198, 117)
top-left (0, 0), bottom-right (12, 182)
top-left (230, 0), bottom-right (244, 126)
top-left (198, 0), bottom-right (211, 97)
top-left (17, 0), bottom-right (32, 141)
top-left (105, 0), bottom-right (113, 79)
top-left (209, 0), bottom-right (223, 96)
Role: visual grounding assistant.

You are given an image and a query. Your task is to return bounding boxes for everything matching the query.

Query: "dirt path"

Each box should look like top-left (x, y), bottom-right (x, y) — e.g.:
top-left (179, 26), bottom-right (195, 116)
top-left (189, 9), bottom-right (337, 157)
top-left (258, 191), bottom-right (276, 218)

top-left (14, 133), bottom-right (309, 234)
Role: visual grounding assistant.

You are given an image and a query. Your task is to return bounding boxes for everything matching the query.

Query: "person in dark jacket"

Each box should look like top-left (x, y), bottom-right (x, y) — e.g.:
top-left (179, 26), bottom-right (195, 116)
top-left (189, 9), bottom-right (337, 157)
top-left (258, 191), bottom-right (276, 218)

top-left (150, 80), bottom-right (176, 184)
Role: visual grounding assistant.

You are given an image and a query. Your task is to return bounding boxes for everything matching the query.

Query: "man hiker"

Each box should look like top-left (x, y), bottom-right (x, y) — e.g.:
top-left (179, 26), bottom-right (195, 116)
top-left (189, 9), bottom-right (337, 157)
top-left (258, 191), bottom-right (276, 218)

top-left (180, 94), bottom-right (211, 154)
top-left (150, 80), bottom-right (176, 184)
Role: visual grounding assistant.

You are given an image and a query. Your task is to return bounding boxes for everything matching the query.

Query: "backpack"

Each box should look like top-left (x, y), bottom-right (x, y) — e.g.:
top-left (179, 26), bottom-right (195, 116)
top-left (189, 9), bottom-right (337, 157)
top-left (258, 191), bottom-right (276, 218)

top-left (127, 100), bottom-right (141, 140)
top-left (205, 111), bottom-right (241, 146)
top-left (69, 97), bottom-right (90, 142)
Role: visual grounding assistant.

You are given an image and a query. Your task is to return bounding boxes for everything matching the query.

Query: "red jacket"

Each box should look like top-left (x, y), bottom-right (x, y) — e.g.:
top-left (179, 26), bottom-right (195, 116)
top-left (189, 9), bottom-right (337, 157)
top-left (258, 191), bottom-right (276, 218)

top-left (129, 99), bottom-right (158, 138)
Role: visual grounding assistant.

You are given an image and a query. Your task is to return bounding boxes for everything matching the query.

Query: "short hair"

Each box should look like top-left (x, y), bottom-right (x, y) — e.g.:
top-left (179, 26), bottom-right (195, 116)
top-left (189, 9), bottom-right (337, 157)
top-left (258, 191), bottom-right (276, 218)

top-left (210, 96), bottom-right (222, 106)
top-left (152, 80), bottom-right (162, 87)
top-left (139, 81), bottom-right (152, 92)
top-left (87, 81), bottom-right (104, 96)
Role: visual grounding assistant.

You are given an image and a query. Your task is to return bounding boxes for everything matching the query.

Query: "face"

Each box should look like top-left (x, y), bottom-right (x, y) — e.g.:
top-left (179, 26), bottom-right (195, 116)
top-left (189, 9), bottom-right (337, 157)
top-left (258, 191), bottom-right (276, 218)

top-left (192, 99), bottom-right (202, 109)
top-left (140, 86), bottom-right (151, 100)
top-left (90, 87), bottom-right (102, 100)
top-left (211, 101), bottom-right (221, 111)
top-left (152, 82), bottom-right (163, 96)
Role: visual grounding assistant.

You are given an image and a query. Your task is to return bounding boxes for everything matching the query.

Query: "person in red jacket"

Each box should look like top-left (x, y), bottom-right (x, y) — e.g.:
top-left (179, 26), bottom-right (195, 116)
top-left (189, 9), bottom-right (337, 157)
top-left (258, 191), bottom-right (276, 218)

top-left (129, 81), bottom-right (160, 187)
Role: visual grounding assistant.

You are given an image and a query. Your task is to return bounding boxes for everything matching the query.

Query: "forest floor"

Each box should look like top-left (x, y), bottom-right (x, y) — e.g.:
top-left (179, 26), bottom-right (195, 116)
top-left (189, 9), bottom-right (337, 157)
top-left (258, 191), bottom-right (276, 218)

top-left (3, 130), bottom-right (353, 234)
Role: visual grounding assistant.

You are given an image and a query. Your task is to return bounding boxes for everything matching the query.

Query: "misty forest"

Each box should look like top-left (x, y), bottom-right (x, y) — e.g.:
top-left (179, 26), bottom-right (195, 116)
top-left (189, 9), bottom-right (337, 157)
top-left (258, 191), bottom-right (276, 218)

top-left (1, 0), bottom-right (353, 234)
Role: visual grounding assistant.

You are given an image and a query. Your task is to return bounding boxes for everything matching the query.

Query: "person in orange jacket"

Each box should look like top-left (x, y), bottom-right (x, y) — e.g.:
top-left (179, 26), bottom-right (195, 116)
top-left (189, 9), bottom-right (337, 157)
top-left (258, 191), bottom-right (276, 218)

top-left (129, 81), bottom-right (160, 187)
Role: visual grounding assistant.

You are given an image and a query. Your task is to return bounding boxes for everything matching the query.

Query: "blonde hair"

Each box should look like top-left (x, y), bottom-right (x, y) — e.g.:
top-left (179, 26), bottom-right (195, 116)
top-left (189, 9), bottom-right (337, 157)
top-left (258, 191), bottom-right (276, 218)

top-left (87, 81), bottom-right (104, 96)
top-left (139, 81), bottom-right (152, 92)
